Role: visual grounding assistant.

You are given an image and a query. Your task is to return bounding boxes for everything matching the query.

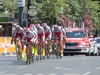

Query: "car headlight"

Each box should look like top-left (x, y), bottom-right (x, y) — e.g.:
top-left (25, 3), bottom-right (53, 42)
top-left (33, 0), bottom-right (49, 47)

top-left (79, 42), bottom-right (90, 46)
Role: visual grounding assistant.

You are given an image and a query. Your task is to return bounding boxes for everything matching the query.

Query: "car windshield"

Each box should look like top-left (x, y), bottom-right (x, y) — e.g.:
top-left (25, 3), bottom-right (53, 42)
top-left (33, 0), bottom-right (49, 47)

top-left (66, 31), bottom-right (86, 38)
top-left (96, 39), bottom-right (100, 43)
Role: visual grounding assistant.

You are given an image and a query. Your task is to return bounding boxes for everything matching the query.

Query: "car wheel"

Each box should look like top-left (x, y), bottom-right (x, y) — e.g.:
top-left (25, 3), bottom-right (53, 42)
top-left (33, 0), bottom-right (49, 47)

top-left (85, 53), bottom-right (89, 56)
top-left (70, 54), bottom-right (74, 56)
top-left (98, 53), bottom-right (100, 56)
top-left (63, 53), bottom-right (68, 56)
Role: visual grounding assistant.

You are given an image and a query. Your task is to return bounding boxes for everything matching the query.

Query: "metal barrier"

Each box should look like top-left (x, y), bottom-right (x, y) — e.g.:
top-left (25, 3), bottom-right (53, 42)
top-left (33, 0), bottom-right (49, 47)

top-left (0, 37), bottom-right (15, 54)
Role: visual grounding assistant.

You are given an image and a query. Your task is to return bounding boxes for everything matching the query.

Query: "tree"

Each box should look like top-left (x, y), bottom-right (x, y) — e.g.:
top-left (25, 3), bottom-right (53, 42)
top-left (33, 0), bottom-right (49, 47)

top-left (0, 0), bottom-right (18, 17)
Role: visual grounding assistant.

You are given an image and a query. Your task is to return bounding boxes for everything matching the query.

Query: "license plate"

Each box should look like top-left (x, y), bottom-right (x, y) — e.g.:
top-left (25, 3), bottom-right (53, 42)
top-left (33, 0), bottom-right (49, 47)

top-left (66, 46), bottom-right (75, 49)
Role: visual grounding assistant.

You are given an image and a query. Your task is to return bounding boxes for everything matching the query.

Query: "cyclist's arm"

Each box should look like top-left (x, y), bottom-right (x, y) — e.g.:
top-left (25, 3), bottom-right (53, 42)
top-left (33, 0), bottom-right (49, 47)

top-left (11, 30), bottom-right (16, 44)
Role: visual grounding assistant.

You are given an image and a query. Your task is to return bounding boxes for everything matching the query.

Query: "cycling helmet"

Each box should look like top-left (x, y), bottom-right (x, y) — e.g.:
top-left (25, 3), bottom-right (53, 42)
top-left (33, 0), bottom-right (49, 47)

top-left (54, 24), bottom-right (58, 29)
top-left (15, 25), bottom-right (20, 29)
top-left (35, 23), bottom-right (40, 28)
top-left (26, 28), bottom-right (30, 33)
top-left (30, 24), bottom-right (34, 27)
top-left (29, 27), bottom-right (33, 31)
top-left (42, 23), bottom-right (47, 27)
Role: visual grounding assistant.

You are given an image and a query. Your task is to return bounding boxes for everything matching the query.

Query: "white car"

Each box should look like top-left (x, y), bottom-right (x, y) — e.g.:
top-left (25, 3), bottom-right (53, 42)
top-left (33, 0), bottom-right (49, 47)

top-left (94, 37), bottom-right (100, 56)
top-left (89, 37), bottom-right (97, 56)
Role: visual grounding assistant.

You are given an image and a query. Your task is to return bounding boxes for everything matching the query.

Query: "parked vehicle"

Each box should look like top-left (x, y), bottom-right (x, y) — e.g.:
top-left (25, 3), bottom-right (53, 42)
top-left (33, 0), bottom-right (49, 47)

top-left (64, 28), bottom-right (95, 56)
top-left (94, 37), bottom-right (100, 56)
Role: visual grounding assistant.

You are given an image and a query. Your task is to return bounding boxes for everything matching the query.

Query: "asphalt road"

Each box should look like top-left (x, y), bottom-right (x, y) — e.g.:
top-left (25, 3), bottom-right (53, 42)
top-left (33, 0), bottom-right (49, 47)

top-left (0, 55), bottom-right (100, 75)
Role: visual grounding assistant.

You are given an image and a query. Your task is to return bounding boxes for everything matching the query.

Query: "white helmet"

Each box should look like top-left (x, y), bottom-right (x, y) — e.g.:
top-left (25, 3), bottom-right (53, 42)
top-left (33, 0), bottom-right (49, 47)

top-left (42, 23), bottom-right (47, 27)
top-left (15, 25), bottom-right (20, 29)
top-left (54, 24), bottom-right (58, 29)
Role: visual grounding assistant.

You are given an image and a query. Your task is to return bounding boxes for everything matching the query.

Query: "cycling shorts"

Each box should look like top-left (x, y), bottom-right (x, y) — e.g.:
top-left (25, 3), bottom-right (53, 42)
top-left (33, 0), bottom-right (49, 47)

top-left (16, 33), bottom-right (24, 39)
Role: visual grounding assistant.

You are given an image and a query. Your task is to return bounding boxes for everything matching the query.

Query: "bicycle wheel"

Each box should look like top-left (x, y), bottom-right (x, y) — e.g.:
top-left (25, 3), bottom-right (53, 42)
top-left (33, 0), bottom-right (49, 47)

top-left (36, 55), bottom-right (39, 61)
top-left (26, 45), bottom-right (33, 65)
top-left (25, 54), bottom-right (29, 65)
top-left (45, 47), bottom-right (49, 59)
top-left (56, 44), bottom-right (61, 59)
top-left (59, 52), bottom-right (62, 59)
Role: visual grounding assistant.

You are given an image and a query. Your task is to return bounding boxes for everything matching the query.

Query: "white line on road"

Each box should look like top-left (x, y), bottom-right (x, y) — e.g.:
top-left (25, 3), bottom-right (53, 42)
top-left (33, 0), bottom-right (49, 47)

top-left (16, 66), bottom-right (28, 69)
top-left (95, 67), bottom-right (100, 70)
top-left (64, 74), bottom-right (81, 75)
top-left (24, 74), bottom-right (32, 75)
top-left (37, 74), bottom-right (44, 75)
top-left (0, 74), bottom-right (17, 75)
top-left (62, 68), bottom-right (72, 70)
top-left (54, 67), bottom-right (62, 69)
top-left (82, 71), bottom-right (91, 75)
top-left (49, 74), bottom-right (57, 75)
top-left (0, 71), bottom-right (7, 74)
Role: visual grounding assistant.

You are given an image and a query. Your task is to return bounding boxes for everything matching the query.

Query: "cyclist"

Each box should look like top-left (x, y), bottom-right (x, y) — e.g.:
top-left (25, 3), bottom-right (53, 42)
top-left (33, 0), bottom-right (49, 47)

top-left (42, 23), bottom-right (52, 55)
top-left (24, 28), bottom-right (37, 61)
top-left (29, 26), bottom-right (38, 56)
top-left (59, 26), bottom-right (66, 49)
top-left (35, 23), bottom-right (45, 57)
top-left (53, 25), bottom-right (63, 57)
top-left (11, 25), bottom-right (24, 55)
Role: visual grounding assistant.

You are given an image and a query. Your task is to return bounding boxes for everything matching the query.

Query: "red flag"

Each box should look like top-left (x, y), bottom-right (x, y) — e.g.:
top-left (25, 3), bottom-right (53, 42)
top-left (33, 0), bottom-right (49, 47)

top-left (84, 14), bottom-right (91, 26)
top-left (61, 15), bottom-right (66, 26)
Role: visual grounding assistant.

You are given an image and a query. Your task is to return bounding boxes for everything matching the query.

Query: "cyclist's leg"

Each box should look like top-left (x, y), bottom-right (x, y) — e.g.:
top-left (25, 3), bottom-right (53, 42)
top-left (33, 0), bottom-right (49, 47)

top-left (25, 44), bottom-right (28, 62)
top-left (38, 39), bottom-right (42, 60)
top-left (59, 37), bottom-right (63, 57)
top-left (42, 38), bottom-right (45, 57)
top-left (41, 41), bottom-right (45, 57)
top-left (34, 37), bottom-right (38, 56)
top-left (46, 39), bottom-right (51, 57)
top-left (44, 40), bottom-right (47, 54)
top-left (48, 34), bottom-right (52, 53)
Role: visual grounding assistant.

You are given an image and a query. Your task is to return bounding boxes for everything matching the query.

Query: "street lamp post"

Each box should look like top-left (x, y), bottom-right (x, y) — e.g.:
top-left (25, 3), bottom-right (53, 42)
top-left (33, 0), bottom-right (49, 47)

top-left (27, 0), bottom-right (31, 27)
top-left (17, 0), bottom-right (25, 27)
top-left (27, 0), bottom-right (37, 26)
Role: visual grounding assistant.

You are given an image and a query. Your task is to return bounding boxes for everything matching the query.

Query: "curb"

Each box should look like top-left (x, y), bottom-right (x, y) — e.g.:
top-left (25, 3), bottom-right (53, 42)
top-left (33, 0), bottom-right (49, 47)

top-left (0, 52), bottom-right (16, 56)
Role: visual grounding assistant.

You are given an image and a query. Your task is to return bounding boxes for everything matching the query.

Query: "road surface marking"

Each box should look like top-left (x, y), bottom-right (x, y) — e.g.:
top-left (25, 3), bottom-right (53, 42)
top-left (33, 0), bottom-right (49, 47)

top-left (37, 74), bottom-right (44, 75)
top-left (0, 71), bottom-right (7, 74)
top-left (95, 67), bottom-right (100, 70)
top-left (49, 74), bottom-right (56, 75)
top-left (61, 59), bottom-right (73, 61)
top-left (62, 68), bottom-right (72, 70)
top-left (82, 71), bottom-right (91, 75)
top-left (0, 74), bottom-right (17, 75)
top-left (64, 74), bottom-right (80, 75)
top-left (54, 67), bottom-right (62, 69)
top-left (16, 66), bottom-right (28, 69)
top-left (24, 74), bottom-right (32, 75)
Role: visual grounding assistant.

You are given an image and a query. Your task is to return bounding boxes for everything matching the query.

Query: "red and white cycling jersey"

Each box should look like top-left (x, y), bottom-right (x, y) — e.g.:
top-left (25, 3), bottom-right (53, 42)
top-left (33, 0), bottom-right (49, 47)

top-left (44, 26), bottom-right (51, 39)
top-left (13, 27), bottom-right (24, 39)
top-left (54, 26), bottom-right (62, 38)
top-left (37, 26), bottom-right (45, 40)
top-left (59, 26), bottom-right (66, 37)
top-left (25, 30), bottom-right (36, 43)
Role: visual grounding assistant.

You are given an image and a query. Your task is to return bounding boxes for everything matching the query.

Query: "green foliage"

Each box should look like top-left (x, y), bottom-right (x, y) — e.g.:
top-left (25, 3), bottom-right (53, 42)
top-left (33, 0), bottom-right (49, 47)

top-left (0, 0), bottom-right (99, 26)
top-left (0, 17), bottom-right (8, 22)
top-left (33, 0), bottom-right (100, 25)
top-left (0, 0), bottom-right (18, 17)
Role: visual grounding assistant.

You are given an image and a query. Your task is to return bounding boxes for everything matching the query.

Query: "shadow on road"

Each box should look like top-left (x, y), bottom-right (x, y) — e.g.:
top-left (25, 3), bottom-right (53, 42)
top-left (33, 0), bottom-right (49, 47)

top-left (11, 60), bottom-right (26, 65)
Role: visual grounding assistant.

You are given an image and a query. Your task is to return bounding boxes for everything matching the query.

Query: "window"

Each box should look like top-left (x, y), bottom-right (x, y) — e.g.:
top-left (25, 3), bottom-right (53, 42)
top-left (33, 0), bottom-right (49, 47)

top-left (66, 31), bottom-right (86, 38)
top-left (0, 22), bottom-right (13, 37)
